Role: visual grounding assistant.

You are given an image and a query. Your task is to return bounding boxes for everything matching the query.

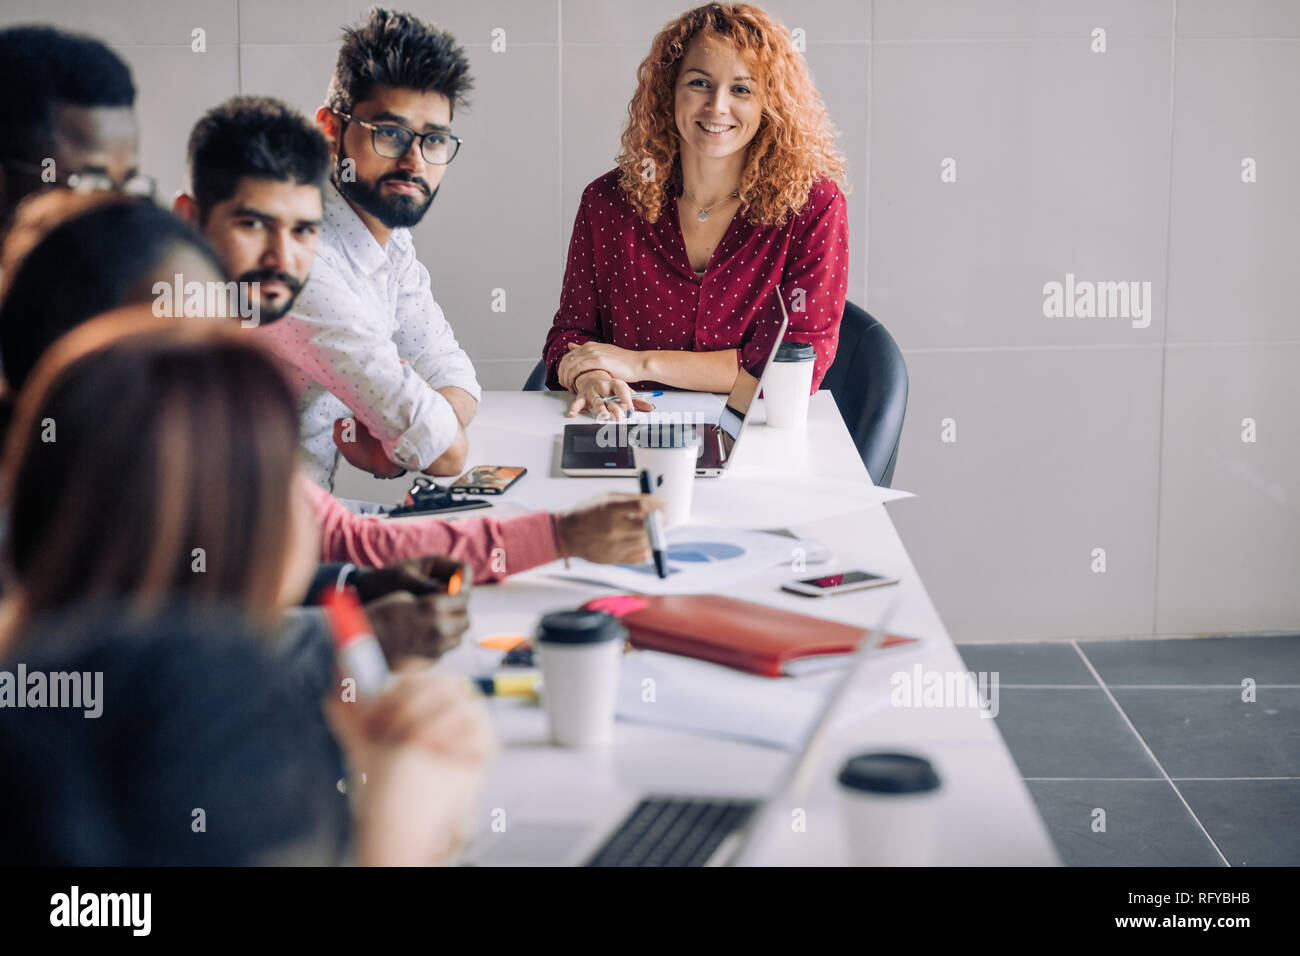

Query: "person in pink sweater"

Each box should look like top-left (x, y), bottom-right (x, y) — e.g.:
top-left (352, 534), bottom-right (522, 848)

top-left (305, 478), bottom-right (658, 584)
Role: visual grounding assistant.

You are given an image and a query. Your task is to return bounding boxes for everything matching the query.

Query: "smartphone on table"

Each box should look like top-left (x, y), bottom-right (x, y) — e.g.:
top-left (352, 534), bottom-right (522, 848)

top-left (450, 465), bottom-right (527, 495)
top-left (781, 570), bottom-right (899, 598)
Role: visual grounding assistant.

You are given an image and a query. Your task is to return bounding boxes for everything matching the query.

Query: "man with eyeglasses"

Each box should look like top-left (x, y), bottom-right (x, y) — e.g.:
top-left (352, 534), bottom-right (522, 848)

top-left (256, 7), bottom-right (480, 492)
top-left (0, 26), bottom-right (152, 245)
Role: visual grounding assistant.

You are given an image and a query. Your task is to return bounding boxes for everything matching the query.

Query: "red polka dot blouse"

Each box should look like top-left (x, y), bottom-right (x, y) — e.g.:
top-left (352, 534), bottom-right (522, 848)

top-left (543, 168), bottom-right (849, 393)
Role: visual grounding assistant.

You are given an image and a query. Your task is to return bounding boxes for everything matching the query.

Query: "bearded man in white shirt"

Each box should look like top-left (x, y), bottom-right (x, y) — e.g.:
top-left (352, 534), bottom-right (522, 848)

top-left (258, 7), bottom-right (479, 491)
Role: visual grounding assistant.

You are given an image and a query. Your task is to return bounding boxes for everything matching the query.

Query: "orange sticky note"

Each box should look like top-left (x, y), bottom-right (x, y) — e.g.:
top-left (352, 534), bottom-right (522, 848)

top-left (479, 634), bottom-right (529, 651)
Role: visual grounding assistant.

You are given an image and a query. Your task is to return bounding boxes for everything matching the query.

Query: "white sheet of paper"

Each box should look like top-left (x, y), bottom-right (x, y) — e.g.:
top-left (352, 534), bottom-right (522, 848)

top-left (690, 473), bottom-right (912, 527)
top-left (545, 526), bottom-right (800, 595)
top-left (616, 650), bottom-right (893, 751)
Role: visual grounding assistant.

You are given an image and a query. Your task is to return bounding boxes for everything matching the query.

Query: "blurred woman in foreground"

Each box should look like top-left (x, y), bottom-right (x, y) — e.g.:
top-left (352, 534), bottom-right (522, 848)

top-left (0, 311), bottom-right (494, 865)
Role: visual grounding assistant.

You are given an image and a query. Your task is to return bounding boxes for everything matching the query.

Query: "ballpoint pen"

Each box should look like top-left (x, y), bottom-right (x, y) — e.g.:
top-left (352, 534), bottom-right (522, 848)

top-left (598, 391), bottom-right (663, 402)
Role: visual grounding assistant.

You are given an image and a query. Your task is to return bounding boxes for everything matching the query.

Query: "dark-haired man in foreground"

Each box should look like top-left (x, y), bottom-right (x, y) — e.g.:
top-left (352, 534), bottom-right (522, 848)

top-left (256, 7), bottom-right (482, 491)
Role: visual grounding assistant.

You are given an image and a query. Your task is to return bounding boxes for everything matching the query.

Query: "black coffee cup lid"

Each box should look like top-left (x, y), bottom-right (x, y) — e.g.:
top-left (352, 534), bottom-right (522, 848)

top-left (774, 341), bottom-right (815, 362)
top-left (536, 609), bottom-right (627, 644)
top-left (838, 752), bottom-right (941, 794)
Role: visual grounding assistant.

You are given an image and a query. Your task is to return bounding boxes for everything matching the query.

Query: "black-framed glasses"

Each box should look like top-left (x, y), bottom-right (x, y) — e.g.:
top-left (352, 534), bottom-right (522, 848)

top-left (1, 160), bottom-right (156, 199)
top-left (337, 112), bottom-right (462, 165)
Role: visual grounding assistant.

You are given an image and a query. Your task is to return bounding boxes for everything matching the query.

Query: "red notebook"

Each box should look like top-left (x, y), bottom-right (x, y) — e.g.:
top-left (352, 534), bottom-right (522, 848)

top-left (582, 594), bottom-right (919, 678)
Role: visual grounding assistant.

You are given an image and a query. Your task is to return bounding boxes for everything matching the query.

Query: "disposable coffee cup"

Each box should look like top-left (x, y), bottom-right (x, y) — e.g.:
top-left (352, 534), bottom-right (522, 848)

top-left (763, 341), bottom-right (816, 428)
top-left (837, 752), bottom-right (942, 866)
top-left (535, 609), bottom-right (627, 748)
top-left (630, 422), bottom-right (697, 527)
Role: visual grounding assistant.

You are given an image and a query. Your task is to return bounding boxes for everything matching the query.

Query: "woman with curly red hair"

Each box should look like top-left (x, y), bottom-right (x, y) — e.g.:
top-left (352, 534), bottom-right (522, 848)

top-left (544, 2), bottom-right (850, 418)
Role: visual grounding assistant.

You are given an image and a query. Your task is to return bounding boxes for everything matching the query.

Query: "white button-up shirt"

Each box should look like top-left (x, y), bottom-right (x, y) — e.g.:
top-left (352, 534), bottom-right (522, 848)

top-left (257, 182), bottom-right (481, 490)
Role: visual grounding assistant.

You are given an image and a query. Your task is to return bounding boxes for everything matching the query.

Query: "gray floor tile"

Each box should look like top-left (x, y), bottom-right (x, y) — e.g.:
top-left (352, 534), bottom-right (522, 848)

top-left (1025, 779), bottom-right (1225, 866)
top-left (990, 689), bottom-right (1161, 778)
top-left (957, 642), bottom-right (1099, 686)
top-left (1079, 635), bottom-right (1300, 686)
top-left (1111, 688), bottom-right (1300, 778)
top-left (1175, 779), bottom-right (1300, 866)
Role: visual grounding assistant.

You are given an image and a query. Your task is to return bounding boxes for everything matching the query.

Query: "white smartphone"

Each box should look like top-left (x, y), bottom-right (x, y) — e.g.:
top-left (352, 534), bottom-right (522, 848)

top-left (781, 569), bottom-right (899, 598)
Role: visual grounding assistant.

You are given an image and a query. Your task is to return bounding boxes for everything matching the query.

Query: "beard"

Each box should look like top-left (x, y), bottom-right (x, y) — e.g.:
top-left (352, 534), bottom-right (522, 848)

top-left (335, 143), bottom-right (437, 229)
top-left (237, 268), bottom-right (303, 323)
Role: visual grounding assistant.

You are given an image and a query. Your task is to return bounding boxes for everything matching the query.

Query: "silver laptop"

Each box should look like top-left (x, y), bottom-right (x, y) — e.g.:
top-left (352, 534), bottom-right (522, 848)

top-left (467, 595), bottom-right (900, 867)
top-left (560, 296), bottom-right (791, 478)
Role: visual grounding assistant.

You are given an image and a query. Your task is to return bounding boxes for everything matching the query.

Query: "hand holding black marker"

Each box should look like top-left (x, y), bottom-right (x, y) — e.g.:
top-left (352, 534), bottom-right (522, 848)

top-left (638, 469), bottom-right (669, 579)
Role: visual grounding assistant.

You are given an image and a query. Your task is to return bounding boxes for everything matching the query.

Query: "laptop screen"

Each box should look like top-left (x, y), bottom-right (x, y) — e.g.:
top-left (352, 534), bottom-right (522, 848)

top-left (717, 293), bottom-right (792, 443)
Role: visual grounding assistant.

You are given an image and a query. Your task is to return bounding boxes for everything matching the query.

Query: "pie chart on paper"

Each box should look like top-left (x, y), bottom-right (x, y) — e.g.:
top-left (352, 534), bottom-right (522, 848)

top-left (665, 542), bottom-right (745, 563)
top-left (621, 541), bottom-right (745, 576)
top-left (568, 527), bottom-right (797, 589)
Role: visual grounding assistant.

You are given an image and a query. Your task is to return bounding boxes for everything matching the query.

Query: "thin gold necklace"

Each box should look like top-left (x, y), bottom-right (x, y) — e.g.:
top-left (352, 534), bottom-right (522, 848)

top-left (683, 185), bottom-right (738, 222)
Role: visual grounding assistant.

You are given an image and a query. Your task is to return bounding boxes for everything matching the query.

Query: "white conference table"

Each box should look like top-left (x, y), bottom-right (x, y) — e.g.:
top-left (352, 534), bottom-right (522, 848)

top-left (334, 390), bottom-right (1060, 866)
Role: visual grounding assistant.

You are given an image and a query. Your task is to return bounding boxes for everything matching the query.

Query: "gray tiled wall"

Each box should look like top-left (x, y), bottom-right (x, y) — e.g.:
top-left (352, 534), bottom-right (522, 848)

top-left (2, 1), bottom-right (1295, 642)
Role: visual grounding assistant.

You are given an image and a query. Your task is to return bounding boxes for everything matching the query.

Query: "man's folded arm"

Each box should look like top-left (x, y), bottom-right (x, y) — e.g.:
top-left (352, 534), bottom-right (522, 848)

top-left (259, 277), bottom-right (463, 471)
top-left (395, 257), bottom-right (481, 428)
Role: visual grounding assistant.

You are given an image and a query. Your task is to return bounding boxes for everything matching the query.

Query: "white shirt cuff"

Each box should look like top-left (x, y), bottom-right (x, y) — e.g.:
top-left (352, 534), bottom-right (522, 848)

top-left (385, 393), bottom-right (461, 470)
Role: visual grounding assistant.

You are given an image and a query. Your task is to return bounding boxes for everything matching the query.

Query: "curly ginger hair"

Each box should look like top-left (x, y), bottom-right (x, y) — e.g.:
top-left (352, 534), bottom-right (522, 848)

top-left (616, 3), bottom-right (847, 227)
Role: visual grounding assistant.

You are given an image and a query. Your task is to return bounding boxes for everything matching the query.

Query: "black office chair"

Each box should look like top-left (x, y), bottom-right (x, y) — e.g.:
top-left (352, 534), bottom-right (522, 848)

top-left (818, 302), bottom-right (907, 488)
top-left (523, 358), bottom-right (548, 391)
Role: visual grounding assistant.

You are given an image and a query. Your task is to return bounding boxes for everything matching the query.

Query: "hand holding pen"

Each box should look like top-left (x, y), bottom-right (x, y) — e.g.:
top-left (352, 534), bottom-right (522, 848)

top-left (566, 371), bottom-right (657, 421)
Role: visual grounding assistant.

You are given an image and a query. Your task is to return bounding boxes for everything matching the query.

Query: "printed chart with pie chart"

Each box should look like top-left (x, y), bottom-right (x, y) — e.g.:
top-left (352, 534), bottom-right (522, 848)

top-left (626, 540), bottom-right (744, 575)
top-left (550, 526), bottom-right (803, 594)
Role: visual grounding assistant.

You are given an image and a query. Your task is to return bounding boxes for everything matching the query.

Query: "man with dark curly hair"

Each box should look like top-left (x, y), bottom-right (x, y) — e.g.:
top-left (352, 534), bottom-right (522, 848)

top-left (255, 8), bottom-right (481, 492)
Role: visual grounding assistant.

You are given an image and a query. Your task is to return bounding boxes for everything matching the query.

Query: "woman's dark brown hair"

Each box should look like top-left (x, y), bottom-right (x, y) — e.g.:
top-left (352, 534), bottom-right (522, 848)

top-left (1, 308), bottom-right (302, 629)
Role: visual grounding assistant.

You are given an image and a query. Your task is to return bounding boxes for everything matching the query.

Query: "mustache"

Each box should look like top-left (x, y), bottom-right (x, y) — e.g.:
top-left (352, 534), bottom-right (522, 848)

top-left (237, 269), bottom-right (303, 294)
top-left (378, 172), bottom-right (431, 196)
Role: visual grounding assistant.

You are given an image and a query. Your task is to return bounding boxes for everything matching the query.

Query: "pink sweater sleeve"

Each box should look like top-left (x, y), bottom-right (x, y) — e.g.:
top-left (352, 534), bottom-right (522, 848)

top-left (302, 477), bottom-right (562, 584)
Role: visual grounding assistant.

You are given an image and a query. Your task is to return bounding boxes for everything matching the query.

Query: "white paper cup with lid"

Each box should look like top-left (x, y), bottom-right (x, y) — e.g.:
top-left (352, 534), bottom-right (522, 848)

top-left (630, 421), bottom-right (698, 527)
top-left (837, 752), bottom-right (943, 865)
top-left (535, 609), bottom-right (627, 748)
top-left (762, 341), bottom-right (816, 428)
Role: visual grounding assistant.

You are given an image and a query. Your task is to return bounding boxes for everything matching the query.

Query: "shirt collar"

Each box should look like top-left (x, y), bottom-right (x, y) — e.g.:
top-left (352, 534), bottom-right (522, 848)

top-left (323, 180), bottom-right (392, 276)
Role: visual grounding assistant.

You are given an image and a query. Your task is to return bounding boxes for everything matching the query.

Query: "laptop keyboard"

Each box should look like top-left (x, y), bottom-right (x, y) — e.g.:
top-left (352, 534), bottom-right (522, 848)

top-left (585, 796), bottom-right (759, 867)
